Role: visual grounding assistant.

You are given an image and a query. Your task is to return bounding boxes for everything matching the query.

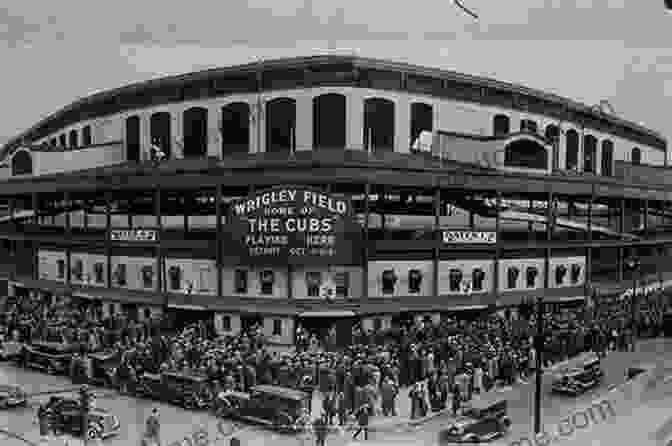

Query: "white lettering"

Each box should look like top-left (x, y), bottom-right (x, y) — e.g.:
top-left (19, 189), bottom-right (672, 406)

top-left (442, 231), bottom-right (496, 244)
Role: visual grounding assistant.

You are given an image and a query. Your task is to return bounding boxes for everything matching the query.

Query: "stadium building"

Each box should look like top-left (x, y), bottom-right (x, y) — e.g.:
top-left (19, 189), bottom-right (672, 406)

top-left (0, 55), bottom-right (669, 347)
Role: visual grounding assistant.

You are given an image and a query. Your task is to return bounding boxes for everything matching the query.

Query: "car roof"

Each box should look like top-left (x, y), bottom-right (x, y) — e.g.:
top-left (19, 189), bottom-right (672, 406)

top-left (465, 396), bottom-right (507, 410)
top-left (251, 385), bottom-right (310, 400)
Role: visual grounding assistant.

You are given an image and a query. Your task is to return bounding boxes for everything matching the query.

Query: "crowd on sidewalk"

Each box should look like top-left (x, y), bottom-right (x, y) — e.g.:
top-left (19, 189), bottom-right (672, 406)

top-left (0, 290), bottom-right (670, 427)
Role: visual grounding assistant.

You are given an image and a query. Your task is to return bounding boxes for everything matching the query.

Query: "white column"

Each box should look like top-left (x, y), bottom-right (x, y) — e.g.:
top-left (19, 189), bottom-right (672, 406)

top-left (140, 114), bottom-right (151, 161)
top-left (295, 96), bottom-right (312, 151)
top-left (207, 105), bottom-right (220, 159)
top-left (172, 111), bottom-right (184, 159)
top-left (348, 93), bottom-right (364, 150)
top-left (595, 140), bottom-right (602, 175)
top-left (396, 99), bottom-right (410, 154)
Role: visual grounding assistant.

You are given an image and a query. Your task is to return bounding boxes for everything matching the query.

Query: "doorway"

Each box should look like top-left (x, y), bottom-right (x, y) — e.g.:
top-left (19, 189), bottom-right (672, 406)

top-left (297, 317), bottom-right (355, 348)
top-left (240, 314), bottom-right (263, 334)
top-left (168, 308), bottom-right (214, 333)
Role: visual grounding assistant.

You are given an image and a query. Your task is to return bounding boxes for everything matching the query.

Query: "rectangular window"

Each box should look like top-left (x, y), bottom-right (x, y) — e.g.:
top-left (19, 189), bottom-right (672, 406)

top-left (272, 319), bottom-right (283, 336)
top-left (222, 316), bottom-right (231, 332)
top-left (382, 270), bottom-right (398, 295)
top-left (259, 270), bottom-right (274, 295)
top-left (141, 266), bottom-right (154, 289)
top-left (234, 269), bottom-right (248, 293)
top-left (306, 272), bottom-right (322, 297)
top-left (115, 264), bottom-right (127, 286)
top-left (334, 272), bottom-right (349, 298)
top-left (373, 318), bottom-right (382, 331)
top-left (94, 262), bottom-right (104, 284)
top-left (198, 267), bottom-right (209, 292)
top-left (72, 259), bottom-right (83, 281)
top-left (169, 266), bottom-right (182, 290)
top-left (57, 259), bottom-right (65, 279)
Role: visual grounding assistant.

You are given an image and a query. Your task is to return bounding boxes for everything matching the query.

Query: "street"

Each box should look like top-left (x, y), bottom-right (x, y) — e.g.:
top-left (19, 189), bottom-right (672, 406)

top-left (1, 338), bottom-right (672, 446)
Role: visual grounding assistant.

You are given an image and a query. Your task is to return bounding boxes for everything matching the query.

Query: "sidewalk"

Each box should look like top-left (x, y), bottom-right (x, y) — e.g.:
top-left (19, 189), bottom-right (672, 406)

top-left (310, 354), bottom-right (584, 434)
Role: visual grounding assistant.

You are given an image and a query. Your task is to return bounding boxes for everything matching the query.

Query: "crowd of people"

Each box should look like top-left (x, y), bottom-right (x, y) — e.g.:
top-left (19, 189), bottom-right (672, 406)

top-left (0, 289), bottom-right (670, 428)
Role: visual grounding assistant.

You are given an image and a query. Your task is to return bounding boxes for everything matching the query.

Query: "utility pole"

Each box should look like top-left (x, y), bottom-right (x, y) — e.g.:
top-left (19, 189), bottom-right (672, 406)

top-left (625, 256), bottom-right (641, 351)
top-left (80, 385), bottom-right (91, 446)
top-left (534, 297), bottom-right (545, 435)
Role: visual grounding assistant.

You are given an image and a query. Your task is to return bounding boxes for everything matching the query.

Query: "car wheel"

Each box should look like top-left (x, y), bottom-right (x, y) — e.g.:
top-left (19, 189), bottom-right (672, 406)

top-left (87, 426), bottom-right (100, 440)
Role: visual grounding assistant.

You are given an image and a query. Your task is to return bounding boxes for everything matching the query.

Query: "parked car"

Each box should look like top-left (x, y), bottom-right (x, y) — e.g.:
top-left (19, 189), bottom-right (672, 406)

top-left (132, 371), bottom-right (213, 409)
top-left (22, 341), bottom-right (74, 375)
top-left (0, 384), bottom-right (27, 409)
top-left (39, 396), bottom-right (120, 440)
top-left (213, 384), bottom-right (312, 432)
top-left (438, 398), bottom-right (511, 443)
top-left (552, 353), bottom-right (603, 395)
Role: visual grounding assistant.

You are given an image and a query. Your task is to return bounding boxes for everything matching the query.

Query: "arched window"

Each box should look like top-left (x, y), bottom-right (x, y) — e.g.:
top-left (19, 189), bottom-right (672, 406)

top-left (520, 119), bottom-right (538, 134)
top-left (493, 114), bottom-right (510, 136)
top-left (363, 97), bottom-right (395, 153)
top-left (632, 147), bottom-right (641, 165)
top-left (544, 125), bottom-right (559, 142)
top-left (69, 129), bottom-right (78, 149)
top-left (125, 116), bottom-right (141, 162)
top-left (449, 268), bottom-right (463, 292)
top-left (313, 93), bottom-right (346, 150)
top-left (82, 126), bottom-right (92, 146)
top-left (221, 102), bottom-right (250, 156)
top-left (504, 139), bottom-right (548, 170)
top-left (507, 267), bottom-right (520, 289)
top-left (565, 129), bottom-right (579, 171)
top-left (601, 140), bottom-right (614, 176)
top-left (410, 102), bottom-right (433, 149)
top-left (183, 107), bottom-right (208, 158)
top-left (266, 97), bottom-right (296, 155)
top-left (11, 150), bottom-right (32, 176)
top-left (59, 134), bottom-right (67, 148)
top-left (471, 268), bottom-right (485, 291)
top-left (525, 267), bottom-right (539, 288)
top-left (583, 134), bottom-right (597, 173)
top-left (50, 138), bottom-right (57, 148)
top-left (150, 112), bottom-right (172, 159)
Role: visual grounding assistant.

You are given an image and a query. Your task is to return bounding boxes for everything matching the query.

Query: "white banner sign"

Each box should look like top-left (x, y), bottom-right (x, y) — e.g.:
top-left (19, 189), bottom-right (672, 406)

top-left (442, 231), bottom-right (496, 244)
top-left (110, 229), bottom-right (158, 242)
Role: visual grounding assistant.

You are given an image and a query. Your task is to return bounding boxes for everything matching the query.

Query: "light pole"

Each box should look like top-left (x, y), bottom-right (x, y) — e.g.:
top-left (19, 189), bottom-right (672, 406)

top-left (625, 256), bottom-right (640, 350)
top-left (533, 296), bottom-right (545, 435)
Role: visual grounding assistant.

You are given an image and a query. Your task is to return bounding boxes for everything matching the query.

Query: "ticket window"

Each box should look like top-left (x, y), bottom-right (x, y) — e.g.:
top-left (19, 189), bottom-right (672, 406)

top-left (234, 269), bottom-right (248, 294)
top-left (381, 269), bottom-right (398, 295)
top-left (259, 270), bottom-right (274, 295)
top-left (306, 272), bottom-right (322, 297)
top-left (408, 269), bottom-right (423, 294)
top-left (526, 267), bottom-right (539, 288)
top-left (169, 266), bottom-right (182, 291)
top-left (449, 268), bottom-right (463, 292)
top-left (507, 267), bottom-right (520, 289)
top-left (555, 265), bottom-right (567, 286)
top-left (571, 264), bottom-right (582, 284)
top-left (472, 268), bottom-right (485, 292)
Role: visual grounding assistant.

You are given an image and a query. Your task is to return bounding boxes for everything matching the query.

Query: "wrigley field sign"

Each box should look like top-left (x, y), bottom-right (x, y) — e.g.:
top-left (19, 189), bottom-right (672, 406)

top-left (225, 186), bottom-right (361, 265)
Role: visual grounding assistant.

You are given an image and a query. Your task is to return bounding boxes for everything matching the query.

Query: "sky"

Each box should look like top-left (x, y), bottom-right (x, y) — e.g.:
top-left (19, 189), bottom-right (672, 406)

top-left (0, 0), bottom-right (670, 154)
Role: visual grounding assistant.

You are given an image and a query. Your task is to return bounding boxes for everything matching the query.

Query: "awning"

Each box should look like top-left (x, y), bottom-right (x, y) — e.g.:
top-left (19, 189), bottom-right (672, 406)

top-left (168, 304), bottom-right (208, 311)
top-left (298, 311), bottom-right (356, 318)
top-left (71, 286), bottom-right (160, 305)
top-left (10, 277), bottom-right (71, 295)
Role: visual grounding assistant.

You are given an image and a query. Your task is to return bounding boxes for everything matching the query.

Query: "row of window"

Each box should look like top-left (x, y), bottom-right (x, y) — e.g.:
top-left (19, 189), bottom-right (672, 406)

top-left (48, 125), bottom-right (93, 150)
top-left (218, 315), bottom-right (283, 336)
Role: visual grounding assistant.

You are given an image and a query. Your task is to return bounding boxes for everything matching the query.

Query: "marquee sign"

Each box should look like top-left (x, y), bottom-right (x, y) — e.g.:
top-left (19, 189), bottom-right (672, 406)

top-left (442, 230), bottom-right (496, 244)
top-left (225, 186), bottom-right (361, 266)
top-left (110, 229), bottom-right (158, 242)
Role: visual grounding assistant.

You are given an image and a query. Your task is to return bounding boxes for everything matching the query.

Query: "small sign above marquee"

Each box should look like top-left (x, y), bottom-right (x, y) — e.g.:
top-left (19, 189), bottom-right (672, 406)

top-left (110, 229), bottom-right (158, 242)
top-left (442, 230), bottom-right (496, 244)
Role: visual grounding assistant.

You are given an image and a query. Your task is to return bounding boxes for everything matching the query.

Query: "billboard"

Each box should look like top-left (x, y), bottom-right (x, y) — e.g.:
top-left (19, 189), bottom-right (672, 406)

top-left (224, 186), bottom-right (362, 266)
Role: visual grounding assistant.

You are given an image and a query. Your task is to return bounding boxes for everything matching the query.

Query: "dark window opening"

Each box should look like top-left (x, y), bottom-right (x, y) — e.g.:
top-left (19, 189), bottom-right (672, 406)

top-left (115, 264), bottom-right (127, 286)
top-left (94, 262), bottom-right (104, 284)
top-left (526, 267), bottom-right (539, 288)
top-left (449, 268), bottom-right (463, 292)
top-left (259, 270), bottom-right (274, 295)
top-left (82, 126), bottom-right (92, 146)
top-left (373, 318), bottom-right (383, 331)
top-left (631, 147), bottom-right (641, 165)
top-left (306, 271), bottom-right (322, 297)
top-left (493, 114), bottom-right (510, 136)
top-left (141, 266), bottom-right (154, 289)
top-left (363, 98), bottom-right (395, 153)
top-left (108, 304), bottom-right (115, 316)
top-left (125, 116), bottom-right (141, 162)
top-left (169, 266), bottom-right (182, 291)
top-left (222, 316), bottom-right (231, 331)
top-left (555, 265), bottom-right (567, 285)
top-left (11, 151), bottom-right (32, 176)
top-left (507, 267), bottom-right (520, 289)
top-left (410, 103), bottom-right (433, 150)
top-left (408, 269), bottom-right (423, 294)
top-left (266, 98), bottom-right (296, 155)
top-left (59, 134), bottom-right (67, 148)
top-left (50, 138), bottom-right (57, 147)
top-left (272, 319), bottom-right (283, 336)
top-left (472, 268), bottom-right (485, 291)
top-left (583, 135), bottom-right (597, 173)
top-left (334, 272), bottom-right (349, 298)
top-left (72, 259), bottom-right (83, 281)
top-left (144, 308), bottom-right (151, 319)
top-left (601, 140), bottom-right (614, 176)
top-left (571, 264), bottom-right (582, 284)
top-left (565, 129), bottom-right (579, 171)
top-left (545, 125), bottom-right (559, 142)
top-left (57, 259), bottom-right (65, 279)
top-left (150, 112), bottom-right (172, 159)
top-left (520, 119), bottom-right (538, 134)
top-left (183, 107), bottom-right (208, 158)
top-left (382, 269), bottom-right (398, 294)
top-left (234, 269), bottom-right (248, 293)
top-left (313, 93), bottom-right (346, 150)
top-left (69, 129), bottom-right (78, 149)
top-left (504, 139), bottom-right (548, 169)
top-left (221, 102), bottom-right (250, 156)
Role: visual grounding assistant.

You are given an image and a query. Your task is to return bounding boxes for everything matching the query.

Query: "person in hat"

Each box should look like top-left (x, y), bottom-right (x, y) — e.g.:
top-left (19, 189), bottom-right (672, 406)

top-left (144, 407), bottom-right (160, 446)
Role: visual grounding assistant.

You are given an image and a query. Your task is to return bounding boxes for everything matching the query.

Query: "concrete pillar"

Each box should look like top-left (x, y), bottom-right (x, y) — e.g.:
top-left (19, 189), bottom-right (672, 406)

top-left (140, 114), bottom-right (151, 161)
top-left (348, 93), bottom-right (364, 151)
top-left (396, 99), bottom-right (410, 154)
top-left (207, 105), bottom-right (220, 159)
top-left (295, 96), bottom-right (312, 151)
top-left (172, 112), bottom-right (184, 159)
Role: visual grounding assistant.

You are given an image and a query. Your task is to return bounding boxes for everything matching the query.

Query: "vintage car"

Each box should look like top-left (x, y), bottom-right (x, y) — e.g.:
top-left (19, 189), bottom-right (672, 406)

top-left (133, 371), bottom-right (213, 409)
top-left (40, 396), bottom-right (120, 440)
top-left (214, 384), bottom-right (312, 432)
top-left (22, 341), bottom-right (73, 375)
top-left (551, 353), bottom-right (603, 395)
top-left (0, 340), bottom-right (24, 361)
top-left (0, 384), bottom-right (27, 409)
top-left (438, 398), bottom-right (511, 443)
top-left (87, 351), bottom-right (121, 387)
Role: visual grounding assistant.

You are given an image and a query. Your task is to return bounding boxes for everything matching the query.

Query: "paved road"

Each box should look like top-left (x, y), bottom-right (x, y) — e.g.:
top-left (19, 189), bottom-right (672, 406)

top-left (1, 338), bottom-right (672, 446)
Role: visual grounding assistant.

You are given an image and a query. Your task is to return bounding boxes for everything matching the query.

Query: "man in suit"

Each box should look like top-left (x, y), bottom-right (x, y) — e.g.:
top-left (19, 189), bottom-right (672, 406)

top-left (352, 403), bottom-right (370, 441)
